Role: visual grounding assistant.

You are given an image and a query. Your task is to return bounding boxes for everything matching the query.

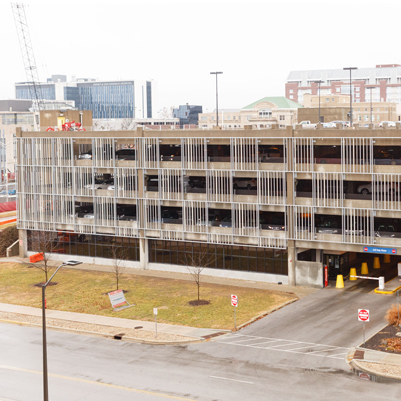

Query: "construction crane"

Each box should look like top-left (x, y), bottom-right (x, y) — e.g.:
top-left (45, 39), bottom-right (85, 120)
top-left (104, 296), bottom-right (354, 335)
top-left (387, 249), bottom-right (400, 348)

top-left (11, 2), bottom-right (43, 128)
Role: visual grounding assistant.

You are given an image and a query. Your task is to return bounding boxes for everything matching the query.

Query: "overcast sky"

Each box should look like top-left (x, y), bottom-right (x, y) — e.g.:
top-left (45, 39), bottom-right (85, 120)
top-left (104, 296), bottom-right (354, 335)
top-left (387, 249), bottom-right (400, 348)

top-left (1, 0), bottom-right (400, 115)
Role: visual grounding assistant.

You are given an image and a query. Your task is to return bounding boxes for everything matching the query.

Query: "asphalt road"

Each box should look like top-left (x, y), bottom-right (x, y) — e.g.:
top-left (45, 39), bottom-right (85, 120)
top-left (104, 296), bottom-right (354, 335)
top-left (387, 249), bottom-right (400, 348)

top-left (0, 289), bottom-right (400, 401)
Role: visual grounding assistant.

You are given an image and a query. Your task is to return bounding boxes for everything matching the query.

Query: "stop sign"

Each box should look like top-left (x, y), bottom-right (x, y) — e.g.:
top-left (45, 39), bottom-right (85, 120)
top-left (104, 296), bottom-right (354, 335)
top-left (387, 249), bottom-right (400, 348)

top-left (358, 309), bottom-right (369, 322)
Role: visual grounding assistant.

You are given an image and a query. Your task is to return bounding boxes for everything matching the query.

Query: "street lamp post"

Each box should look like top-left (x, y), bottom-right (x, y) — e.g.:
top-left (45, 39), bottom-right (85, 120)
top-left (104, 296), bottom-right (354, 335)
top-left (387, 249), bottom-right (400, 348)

top-left (366, 85), bottom-right (375, 125)
top-left (42, 260), bottom-right (82, 401)
top-left (343, 67), bottom-right (358, 127)
top-left (313, 80), bottom-right (324, 123)
top-left (210, 72), bottom-right (223, 127)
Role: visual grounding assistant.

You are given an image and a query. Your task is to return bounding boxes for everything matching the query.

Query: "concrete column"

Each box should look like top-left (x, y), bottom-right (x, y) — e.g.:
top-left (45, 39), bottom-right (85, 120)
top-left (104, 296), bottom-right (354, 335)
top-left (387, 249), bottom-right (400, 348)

top-left (288, 240), bottom-right (296, 286)
top-left (18, 229), bottom-right (27, 258)
top-left (139, 238), bottom-right (148, 269)
top-left (316, 248), bottom-right (322, 263)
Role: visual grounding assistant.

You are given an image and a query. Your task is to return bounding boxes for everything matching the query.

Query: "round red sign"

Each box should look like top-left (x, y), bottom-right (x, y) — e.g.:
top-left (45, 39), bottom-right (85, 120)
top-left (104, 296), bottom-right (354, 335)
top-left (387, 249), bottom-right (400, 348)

top-left (358, 309), bottom-right (369, 322)
top-left (231, 294), bottom-right (238, 307)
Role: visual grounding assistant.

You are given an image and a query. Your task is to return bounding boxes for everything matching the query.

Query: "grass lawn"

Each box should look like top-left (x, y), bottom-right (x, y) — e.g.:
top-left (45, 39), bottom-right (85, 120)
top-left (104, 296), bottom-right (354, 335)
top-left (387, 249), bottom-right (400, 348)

top-left (0, 262), bottom-right (297, 330)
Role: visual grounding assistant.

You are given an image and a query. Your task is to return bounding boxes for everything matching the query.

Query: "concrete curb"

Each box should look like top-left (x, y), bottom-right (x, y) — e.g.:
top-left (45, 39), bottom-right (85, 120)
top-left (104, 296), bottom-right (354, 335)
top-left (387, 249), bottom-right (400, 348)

top-left (236, 297), bottom-right (299, 331)
top-left (0, 317), bottom-right (205, 345)
top-left (346, 345), bottom-right (401, 381)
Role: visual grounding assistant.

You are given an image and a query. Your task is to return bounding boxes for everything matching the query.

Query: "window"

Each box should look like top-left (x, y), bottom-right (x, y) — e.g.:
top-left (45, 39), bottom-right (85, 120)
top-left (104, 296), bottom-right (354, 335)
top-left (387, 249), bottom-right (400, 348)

top-left (364, 115), bottom-right (369, 121)
top-left (357, 108), bottom-right (360, 111)
top-left (259, 109), bottom-right (272, 117)
top-left (279, 115), bottom-right (285, 121)
top-left (326, 98), bottom-right (329, 102)
top-left (332, 98), bottom-right (334, 102)
top-left (289, 95), bottom-right (294, 99)
top-left (365, 108), bottom-right (368, 111)
top-left (358, 115), bottom-right (362, 121)
top-left (201, 116), bottom-right (207, 121)
top-left (233, 116), bottom-right (236, 120)
top-left (289, 89), bottom-right (293, 93)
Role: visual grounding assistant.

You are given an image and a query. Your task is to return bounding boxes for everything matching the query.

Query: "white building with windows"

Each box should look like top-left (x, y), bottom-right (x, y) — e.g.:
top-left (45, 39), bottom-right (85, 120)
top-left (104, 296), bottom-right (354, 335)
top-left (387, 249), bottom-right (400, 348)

top-left (198, 97), bottom-right (302, 129)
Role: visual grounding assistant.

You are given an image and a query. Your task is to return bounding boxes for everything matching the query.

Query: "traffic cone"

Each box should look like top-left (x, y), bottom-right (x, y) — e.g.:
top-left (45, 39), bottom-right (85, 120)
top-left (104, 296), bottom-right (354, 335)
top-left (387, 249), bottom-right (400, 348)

top-left (336, 274), bottom-right (344, 288)
top-left (384, 254), bottom-right (391, 264)
top-left (373, 256), bottom-right (380, 269)
top-left (350, 267), bottom-right (357, 281)
top-left (361, 262), bottom-right (369, 275)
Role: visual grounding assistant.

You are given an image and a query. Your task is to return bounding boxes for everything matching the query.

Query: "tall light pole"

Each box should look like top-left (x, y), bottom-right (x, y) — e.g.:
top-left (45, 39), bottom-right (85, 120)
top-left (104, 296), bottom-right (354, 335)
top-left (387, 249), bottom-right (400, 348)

top-left (42, 260), bottom-right (82, 401)
top-left (343, 67), bottom-right (358, 127)
top-left (210, 72), bottom-right (223, 127)
top-left (313, 80), bottom-right (324, 123)
top-left (366, 85), bottom-right (375, 125)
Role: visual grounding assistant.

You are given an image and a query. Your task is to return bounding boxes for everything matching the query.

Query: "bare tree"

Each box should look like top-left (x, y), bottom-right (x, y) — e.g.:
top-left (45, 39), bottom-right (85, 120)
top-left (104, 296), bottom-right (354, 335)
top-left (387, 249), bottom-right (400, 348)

top-left (110, 241), bottom-right (128, 290)
top-left (184, 250), bottom-right (215, 304)
top-left (158, 106), bottom-right (175, 119)
top-left (29, 231), bottom-right (63, 283)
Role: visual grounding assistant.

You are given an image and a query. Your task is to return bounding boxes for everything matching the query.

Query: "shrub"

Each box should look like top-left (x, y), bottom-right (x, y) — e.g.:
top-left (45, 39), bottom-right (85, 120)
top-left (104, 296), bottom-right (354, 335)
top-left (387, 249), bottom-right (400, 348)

top-left (0, 225), bottom-right (18, 256)
top-left (385, 304), bottom-right (401, 326)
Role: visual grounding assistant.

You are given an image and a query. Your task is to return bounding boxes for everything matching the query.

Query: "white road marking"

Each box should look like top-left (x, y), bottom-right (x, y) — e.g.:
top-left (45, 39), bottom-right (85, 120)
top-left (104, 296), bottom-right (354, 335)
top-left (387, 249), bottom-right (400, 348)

top-left (210, 376), bottom-right (253, 385)
top-left (213, 335), bottom-right (348, 360)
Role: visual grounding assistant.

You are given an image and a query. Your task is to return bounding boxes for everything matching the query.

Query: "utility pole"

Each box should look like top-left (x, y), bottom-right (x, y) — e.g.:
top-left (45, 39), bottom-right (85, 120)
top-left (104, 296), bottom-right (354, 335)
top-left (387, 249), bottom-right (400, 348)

top-left (343, 67), bottom-right (358, 127)
top-left (210, 72), bottom-right (223, 127)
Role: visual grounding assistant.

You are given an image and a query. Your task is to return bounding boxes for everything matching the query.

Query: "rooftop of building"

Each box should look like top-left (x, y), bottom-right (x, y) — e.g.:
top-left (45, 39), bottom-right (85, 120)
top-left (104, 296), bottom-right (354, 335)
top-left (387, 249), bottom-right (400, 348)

top-left (242, 97), bottom-right (303, 110)
top-left (287, 65), bottom-right (401, 82)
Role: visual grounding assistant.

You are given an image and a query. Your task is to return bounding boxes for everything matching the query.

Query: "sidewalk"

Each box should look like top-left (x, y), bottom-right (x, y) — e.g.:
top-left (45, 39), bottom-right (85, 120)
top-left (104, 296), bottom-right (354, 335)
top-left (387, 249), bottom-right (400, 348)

top-left (347, 347), bottom-right (401, 381)
top-left (0, 302), bottom-right (228, 344)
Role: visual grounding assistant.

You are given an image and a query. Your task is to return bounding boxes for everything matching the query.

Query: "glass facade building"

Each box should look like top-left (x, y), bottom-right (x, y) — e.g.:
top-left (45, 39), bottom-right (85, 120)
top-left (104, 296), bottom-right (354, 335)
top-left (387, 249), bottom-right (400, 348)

top-left (78, 82), bottom-right (136, 119)
top-left (16, 83), bottom-right (55, 101)
top-left (15, 79), bottom-right (154, 119)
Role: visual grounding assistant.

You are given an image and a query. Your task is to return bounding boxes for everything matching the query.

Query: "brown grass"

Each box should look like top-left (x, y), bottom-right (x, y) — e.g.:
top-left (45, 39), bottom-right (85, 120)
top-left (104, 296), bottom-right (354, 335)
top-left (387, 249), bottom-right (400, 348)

top-left (0, 262), bottom-right (297, 330)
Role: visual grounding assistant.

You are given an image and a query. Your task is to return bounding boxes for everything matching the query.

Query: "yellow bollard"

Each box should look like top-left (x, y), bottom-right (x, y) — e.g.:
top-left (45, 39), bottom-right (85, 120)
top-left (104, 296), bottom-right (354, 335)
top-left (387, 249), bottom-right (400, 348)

top-left (361, 262), bottom-right (369, 275)
top-left (373, 256), bottom-right (381, 269)
top-left (384, 254), bottom-right (391, 264)
top-left (336, 274), bottom-right (344, 288)
top-left (350, 267), bottom-right (357, 281)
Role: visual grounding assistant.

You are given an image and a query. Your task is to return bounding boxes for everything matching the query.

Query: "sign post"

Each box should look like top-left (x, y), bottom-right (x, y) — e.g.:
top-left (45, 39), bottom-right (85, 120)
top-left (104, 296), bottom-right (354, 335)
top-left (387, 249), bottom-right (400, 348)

top-left (358, 309), bottom-right (370, 346)
top-left (231, 294), bottom-right (238, 330)
top-left (153, 308), bottom-right (158, 338)
top-left (324, 265), bottom-right (328, 287)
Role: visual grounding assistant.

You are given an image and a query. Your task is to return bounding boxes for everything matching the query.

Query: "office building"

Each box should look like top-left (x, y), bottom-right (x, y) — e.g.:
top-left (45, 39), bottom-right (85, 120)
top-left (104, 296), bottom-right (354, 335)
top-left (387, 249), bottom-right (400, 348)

top-left (15, 75), bottom-right (155, 119)
top-left (198, 97), bottom-right (302, 129)
top-left (173, 104), bottom-right (203, 128)
top-left (286, 64), bottom-right (401, 105)
top-left (299, 94), bottom-right (398, 124)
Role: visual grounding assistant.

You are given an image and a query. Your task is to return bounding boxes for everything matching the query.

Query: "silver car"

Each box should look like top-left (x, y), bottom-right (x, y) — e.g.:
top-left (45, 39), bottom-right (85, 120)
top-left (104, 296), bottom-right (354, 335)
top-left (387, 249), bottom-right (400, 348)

top-left (357, 182), bottom-right (398, 195)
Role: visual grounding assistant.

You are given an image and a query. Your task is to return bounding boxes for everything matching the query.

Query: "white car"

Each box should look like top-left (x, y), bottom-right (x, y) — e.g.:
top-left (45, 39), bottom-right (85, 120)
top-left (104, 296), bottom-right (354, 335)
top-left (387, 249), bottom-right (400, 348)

top-left (84, 178), bottom-right (114, 190)
top-left (329, 120), bottom-right (350, 128)
top-left (379, 121), bottom-right (396, 128)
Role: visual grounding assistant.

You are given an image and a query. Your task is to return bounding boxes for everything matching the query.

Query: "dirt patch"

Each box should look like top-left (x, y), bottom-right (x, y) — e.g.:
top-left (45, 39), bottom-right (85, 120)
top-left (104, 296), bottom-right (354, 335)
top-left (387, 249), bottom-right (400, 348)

top-left (364, 324), bottom-right (401, 354)
top-left (33, 281), bottom-right (58, 287)
top-left (188, 300), bottom-right (210, 306)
